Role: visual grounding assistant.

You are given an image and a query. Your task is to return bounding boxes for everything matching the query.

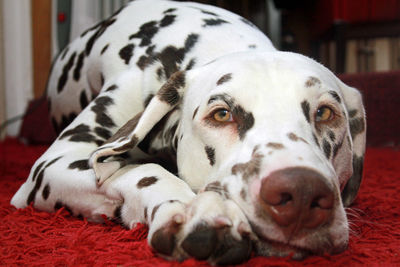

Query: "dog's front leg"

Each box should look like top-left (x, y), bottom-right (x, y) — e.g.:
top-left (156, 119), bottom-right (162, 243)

top-left (101, 164), bottom-right (253, 264)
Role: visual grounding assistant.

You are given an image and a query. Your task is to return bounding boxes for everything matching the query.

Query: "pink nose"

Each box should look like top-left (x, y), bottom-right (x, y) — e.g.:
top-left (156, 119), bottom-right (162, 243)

top-left (260, 167), bottom-right (334, 235)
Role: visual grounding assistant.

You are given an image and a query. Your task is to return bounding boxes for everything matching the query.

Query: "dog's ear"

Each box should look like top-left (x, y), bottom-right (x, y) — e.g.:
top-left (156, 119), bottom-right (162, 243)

top-left (89, 71), bottom-right (187, 183)
top-left (336, 79), bottom-right (366, 207)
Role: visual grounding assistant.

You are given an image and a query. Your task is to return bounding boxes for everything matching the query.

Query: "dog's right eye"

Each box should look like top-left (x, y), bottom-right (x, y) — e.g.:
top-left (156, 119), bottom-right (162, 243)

top-left (213, 109), bottom-right (233, 122)
top-left (315, 106), bottom-right (334, 123)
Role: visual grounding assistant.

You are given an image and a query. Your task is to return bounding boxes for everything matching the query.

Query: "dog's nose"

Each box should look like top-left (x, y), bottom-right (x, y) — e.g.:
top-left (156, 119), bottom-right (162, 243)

top-left (260, 167), bottom-right (334, 233)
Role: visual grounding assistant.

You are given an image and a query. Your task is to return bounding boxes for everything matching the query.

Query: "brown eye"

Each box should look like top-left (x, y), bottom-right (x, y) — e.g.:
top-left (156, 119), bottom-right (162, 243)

top-left (316, 106), bottom-right (334, 122)
top-left (213, 109), bottom-right (232, 122)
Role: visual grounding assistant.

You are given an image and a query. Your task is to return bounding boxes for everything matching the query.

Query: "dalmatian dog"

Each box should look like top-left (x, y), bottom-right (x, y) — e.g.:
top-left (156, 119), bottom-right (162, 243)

top-left (11, 0), bottom-right (366, 264)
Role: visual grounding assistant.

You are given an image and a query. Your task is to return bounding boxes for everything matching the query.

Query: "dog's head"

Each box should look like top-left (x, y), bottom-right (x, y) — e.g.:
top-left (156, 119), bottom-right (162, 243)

top-left (91, 51), bottom-right (366, 258)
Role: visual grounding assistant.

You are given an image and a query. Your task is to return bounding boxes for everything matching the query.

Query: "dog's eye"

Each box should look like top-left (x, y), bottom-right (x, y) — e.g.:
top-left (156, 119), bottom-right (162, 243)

top-left (213, 109), bottom-right (232, 122)
top-left (316, 106), bottom-right (334, 122)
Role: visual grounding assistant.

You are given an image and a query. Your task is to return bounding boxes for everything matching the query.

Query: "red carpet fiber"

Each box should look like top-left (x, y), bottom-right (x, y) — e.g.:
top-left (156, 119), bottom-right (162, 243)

top-left (1, 138), bottom-right (399, 266)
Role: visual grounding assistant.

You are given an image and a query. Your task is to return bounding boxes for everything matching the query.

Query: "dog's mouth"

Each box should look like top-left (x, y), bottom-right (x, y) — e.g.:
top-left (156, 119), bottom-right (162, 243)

top-left (249, 221), bottom-right (334, 259)
top-left (253, 234), bottom-right (313, 260)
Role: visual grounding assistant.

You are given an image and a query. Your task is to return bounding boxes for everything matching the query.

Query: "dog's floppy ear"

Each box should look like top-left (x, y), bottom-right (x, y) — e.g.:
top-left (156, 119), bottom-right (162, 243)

top-left (336, 79), bottom-right (367, 206)
top-left (89, 71), bottom-right (187, 184)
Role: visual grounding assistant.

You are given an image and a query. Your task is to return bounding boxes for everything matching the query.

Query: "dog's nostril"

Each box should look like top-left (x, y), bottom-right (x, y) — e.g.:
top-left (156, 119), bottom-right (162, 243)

top-left (279, 193), bottom-right (293, 206)
top-left (311, 195), bottom-right (333, 209)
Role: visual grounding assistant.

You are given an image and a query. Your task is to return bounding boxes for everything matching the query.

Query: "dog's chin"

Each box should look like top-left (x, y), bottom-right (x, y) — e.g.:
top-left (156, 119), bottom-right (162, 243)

top-left (253, 236), bottom-right (312, 260)
top-left (250, 223), bottom-right (345, 260)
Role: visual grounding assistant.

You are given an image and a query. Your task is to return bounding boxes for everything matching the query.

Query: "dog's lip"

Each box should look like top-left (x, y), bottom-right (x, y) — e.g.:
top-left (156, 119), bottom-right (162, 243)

top-left (249, 222), bottom-right (317, 258)
top-left (256, 234), bottom-right (313, 258)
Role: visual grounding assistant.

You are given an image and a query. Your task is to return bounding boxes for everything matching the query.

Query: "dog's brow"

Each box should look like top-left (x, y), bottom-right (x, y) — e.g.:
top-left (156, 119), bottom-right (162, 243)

top-left (207, 93), bottom-right (234, 107)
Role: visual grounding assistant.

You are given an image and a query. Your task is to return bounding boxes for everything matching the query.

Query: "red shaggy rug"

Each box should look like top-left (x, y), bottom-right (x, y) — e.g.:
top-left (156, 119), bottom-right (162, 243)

top-left (1, 138), bottom-right (399, 266)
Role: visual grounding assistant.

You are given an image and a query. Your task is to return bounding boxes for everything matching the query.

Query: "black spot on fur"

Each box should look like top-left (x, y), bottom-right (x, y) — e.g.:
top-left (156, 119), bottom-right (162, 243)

top-left (348, 109), bottom-right (358, 118)
top-left (105, 84), bottom-right (118, 92)
top-left (100, 44), bottom-right (109, 55)
top-left (163, 8), bottom-right (176, 14)
top-left (287, 132), bottom-right (308, 144)
top-left (328, 130), bottom-right (336, 142)
top-left (85, 18), bottom-right (116, 56)
top-left (329, 91), bottom-right (342, 103)
top-left (266, 142), bottom-right (284, 149)
top-left (240, 188), bottom-right (247, 200)
top-left (27, 169), bottom-right (44, 205)
top-left (203, 18), bottom-right (229, 27)
top-left (80, 90), bottom-right (89, 110)
top-left (205, 146), bottom-right (216, 166)
top-left (137, 55), bottom-right (152, 70)
top-left (59, 124), bottom-right (97, 143)
top-left (137, 176), bottom-right (158, 189)
top-left (42, 184), bottom-right (50, 200)
top-left (157, 71), bottom-right (185, 105)
top-left (192, 106), bottom-right (199, 119)
top-left (119, 43), bottom-right (135, 64)
top-left (91, 96), bottom-right (116, 128)
top-left (136, 34), bottom-right (198, 78)
top-left (305, 76), bottom-right (321, 87)
top-left (206, 94), bottom-right (253, 139)
top-left (349, 117), bottom-right (365, 140)
top-left (158, 46), bottom-right (185, 78)
top-left (129, 21), bottom-right (159, 47)
top-left (185, 58), bottom-right (196, 70)
top-left (160, 14), bottom-right (176, 27)
top-left (301, 100), bottom-right (311, 123)
top-left (60, 124), bottom-right (90, 139)
top-left (32, 161), bottom-right (45, 182)
top-left (27, 157), bottom-right (62, 205)
top-left (323, 139), bottom-right (331, 159)
top-left (184, 34), bottom-right (199, 52)
top-left (94, 127), bottom-right (112, 140)
top-left (200, 9), bottom-right (219, 16)
top-left (231, 149), bottom-right (263, 181)
top-left (156, 68), bottom-right (165, 81)
top-left (217, 73), bottom-right (232, 86)
top-left (57, 52), bottom-right (76, 93)
top-left (73, 51), bottom-right (85, 81)
top-left (69, 159), bottom-right (90, 170)
top-left (234, 105), bottom-right (254, 140)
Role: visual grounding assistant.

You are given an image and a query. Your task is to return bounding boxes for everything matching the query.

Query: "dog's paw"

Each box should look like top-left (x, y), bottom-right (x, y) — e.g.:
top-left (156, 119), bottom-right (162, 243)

top-left (148, 192), bottom-right (253, 265)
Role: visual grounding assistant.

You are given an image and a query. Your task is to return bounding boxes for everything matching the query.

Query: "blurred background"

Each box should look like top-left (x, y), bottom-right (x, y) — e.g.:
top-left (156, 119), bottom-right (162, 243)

top-left (0, 0), bottom-right (399, 140)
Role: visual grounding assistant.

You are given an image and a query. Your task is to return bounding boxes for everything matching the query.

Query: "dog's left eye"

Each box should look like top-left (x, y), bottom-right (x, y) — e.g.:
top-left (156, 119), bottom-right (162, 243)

top-left (316, 106), bottom-right (334, 122)
top-left (213, 109), bottom-right (233, 122)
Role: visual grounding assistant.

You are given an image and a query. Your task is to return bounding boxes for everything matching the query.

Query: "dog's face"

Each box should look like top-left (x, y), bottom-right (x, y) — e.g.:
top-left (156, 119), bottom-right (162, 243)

top-left (90, 51), bottom-right (365, 259)
top-left (176, 51), bottom-right (366, 258)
